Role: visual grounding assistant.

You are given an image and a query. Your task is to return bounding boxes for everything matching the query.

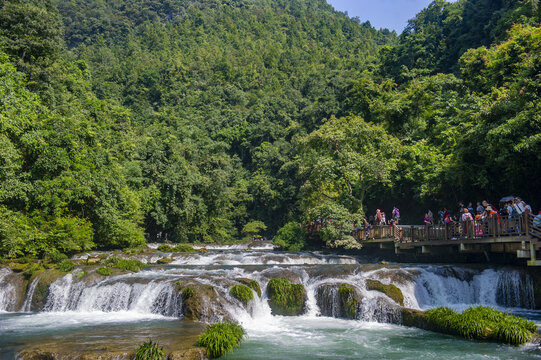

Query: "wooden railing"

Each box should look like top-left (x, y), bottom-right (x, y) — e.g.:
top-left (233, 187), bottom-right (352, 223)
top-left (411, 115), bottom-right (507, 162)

top-left (395, 213), bottom-right (532, 244)
top-left (528, 212), bottom-right (541, 240)
top-left (306, 211), bottom-right (540, 244)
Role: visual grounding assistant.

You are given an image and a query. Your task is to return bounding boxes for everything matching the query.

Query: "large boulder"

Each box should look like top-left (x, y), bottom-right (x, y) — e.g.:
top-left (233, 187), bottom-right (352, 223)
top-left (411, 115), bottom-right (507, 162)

top-left (266, 278), bottom-right (306, 316)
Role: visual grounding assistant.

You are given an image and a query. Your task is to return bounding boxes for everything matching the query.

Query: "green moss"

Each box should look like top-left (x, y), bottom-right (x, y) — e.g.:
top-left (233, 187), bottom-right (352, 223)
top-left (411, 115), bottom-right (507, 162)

top-left (75, 270), bottom-right (86, 278)
top-left (423, 306), bottom-right (536, 346)
top-left (365, 279), bottom-right (404, 306)
top-left (29, 269), bottom-right (63, 311)
top-left (173, 244), bottom-right (195, 252)
top-left (157, 244), bottom-right (173, 252)
top-left (230, 284), bottom-right (254, 305)
top-left (103, 257), bottom-right (145, 272)
top-left (267, 278), bottom-right (306, 316)
top-left (197, 322), bottom-right (245, 359)
top-left (56, 260), bottom-right (75, 272)
top-left (156, 257), bottom-right (173, 264)
top-left (338, 283), bottom-right (358, 319)
top-left (235, 278), bottom-right (262, 297)
top-left (96, 267), bottom-right (113, 276)
top-left (134, 339), bottom-right (165, 360)
top-left (180, 285), bottom-right (217, 321)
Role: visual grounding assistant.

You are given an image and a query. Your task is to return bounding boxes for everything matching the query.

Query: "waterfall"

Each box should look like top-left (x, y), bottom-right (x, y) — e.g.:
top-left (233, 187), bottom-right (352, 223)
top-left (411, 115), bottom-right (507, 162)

top-left (411, 267), bottom-right (536, 310)
top-left (43, 275), bottom-right (182, 317)
top-left (20, 277), bottom-right (40, 312)
top-left (0, 268), bottom-right (18, 312)
top-left (316, 285), bottom-right (341, 318)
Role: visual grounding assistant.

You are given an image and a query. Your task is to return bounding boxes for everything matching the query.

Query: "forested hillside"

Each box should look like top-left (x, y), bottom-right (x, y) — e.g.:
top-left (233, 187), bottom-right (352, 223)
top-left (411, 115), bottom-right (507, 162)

top-left (0, 0), bottom-right (539, 256)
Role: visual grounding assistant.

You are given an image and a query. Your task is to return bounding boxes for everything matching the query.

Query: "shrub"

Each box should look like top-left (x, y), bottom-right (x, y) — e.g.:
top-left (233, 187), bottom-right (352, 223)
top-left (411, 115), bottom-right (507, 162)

top-left (424, 306), bottom-right (536, 345)
top-left (56, 260), bottom-right (75, 272)
top-left (493, 317), bottom-right (534, 345)
top-left (267, 278), bottom-right (306, 316)
top-left (197, 322), bottom-right (245, 359)
top-left (230, 284), bottom-right (254, 305)
top-left (157, 244), bottom-right (173, 252)
top-left (44, 251), bottom-right (68, 264)
top-left (173, 244), bottom-right (195, 252)
top-left (134, 339), bottom-right (165, 360)
top-left (96, 267), bottom-right (113, 276)
top-left (272, 222), bottom-right (306, 251)
top-left (104, 257), bottom-right (145, 272)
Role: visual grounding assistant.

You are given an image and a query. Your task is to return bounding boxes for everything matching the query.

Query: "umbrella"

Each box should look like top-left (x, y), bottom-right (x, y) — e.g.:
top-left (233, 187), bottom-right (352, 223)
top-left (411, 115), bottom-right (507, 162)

top-left (499, 196), bottom-right (515, 203)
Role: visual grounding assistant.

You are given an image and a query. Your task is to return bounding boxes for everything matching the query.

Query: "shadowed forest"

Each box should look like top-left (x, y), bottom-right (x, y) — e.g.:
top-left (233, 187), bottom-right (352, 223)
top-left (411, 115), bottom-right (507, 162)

top-left (0, 0), bottom-right (539, 256)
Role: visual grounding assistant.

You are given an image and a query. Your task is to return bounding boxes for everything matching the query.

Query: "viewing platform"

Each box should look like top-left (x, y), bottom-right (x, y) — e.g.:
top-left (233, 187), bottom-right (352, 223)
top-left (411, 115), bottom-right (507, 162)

top-left (352, 212), bottom-right (541, 266)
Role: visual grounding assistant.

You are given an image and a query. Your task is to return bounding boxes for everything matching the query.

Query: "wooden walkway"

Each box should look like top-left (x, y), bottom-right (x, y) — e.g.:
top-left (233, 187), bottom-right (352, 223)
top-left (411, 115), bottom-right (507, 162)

top-left (352, 212), bottom-right (541, 266)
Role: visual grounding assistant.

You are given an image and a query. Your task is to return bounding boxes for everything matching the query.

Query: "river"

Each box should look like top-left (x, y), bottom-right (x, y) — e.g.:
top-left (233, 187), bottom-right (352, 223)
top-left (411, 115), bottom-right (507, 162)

top-left (0, 244), bottom-right (539, 359)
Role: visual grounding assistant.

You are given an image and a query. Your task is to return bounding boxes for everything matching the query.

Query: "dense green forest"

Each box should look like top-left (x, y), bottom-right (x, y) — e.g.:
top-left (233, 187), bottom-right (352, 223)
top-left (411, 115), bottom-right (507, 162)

top-left (0, 0), bottom-right (539, 256)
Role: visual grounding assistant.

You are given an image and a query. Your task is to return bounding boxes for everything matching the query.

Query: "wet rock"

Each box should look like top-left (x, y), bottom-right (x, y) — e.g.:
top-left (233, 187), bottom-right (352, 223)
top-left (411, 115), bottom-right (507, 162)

top-left (177, 281), bottom-right (230, 322)
top-left (30, 269), bottom-right (64, 311)
top-left (168, 348), bottom-right (208, 359)
top-left (316, 283), bottom-right (363, 319)
top-left (400, 308), bottom-right (427, 329)
top-left (229, 284), bottom-right (254, 305)
top-left (267, 278), bottom-right (306, 316)
top-left (235, 278), bottom-right (261, 297)
top-left (365, 279), bottom-right (404, 306)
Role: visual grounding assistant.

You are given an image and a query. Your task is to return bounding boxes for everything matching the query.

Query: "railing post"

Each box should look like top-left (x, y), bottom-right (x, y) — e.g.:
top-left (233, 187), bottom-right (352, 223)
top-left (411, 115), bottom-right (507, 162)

top-left (524, 209), bottom-right (530, 236)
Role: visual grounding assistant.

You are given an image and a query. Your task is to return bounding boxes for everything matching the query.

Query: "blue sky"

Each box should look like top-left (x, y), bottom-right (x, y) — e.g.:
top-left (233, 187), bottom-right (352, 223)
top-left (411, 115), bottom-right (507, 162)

top-left (326, 0), bottom-right (455, 33)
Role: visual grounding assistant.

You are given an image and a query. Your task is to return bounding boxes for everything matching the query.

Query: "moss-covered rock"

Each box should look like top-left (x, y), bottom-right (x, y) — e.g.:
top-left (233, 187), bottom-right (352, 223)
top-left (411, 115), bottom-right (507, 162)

top-left (366, 279), bottom-right (404, 306)
top-left (180, 284), bottom-right (218, 321)
top-left (402, 306), bottom-right (537, 346)
top-left (229, 284), bottom-right (254, 305)
top-left (156, 257), bottom-right (174, 264)
top-left (235, 278), bottom-right (262, 297)
top-left (266, 278), bottom-right (306, 316)
top-left (338, 284), bottom-right (359, 319)
top-left (30, 269), bottom-right (64, 311)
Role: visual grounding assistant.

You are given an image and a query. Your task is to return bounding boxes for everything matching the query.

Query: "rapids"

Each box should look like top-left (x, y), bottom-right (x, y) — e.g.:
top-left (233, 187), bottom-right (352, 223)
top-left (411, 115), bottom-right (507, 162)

top-left (0, 245), bottom-right (539, 359)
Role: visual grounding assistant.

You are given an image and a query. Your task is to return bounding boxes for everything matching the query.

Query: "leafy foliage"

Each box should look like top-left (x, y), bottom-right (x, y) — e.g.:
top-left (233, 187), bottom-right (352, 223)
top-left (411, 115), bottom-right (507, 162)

top-left (424, 306), bottom-right (536, 345)
top-left (0, 0), bottom-right (538, 252)
top-left (134, 339), bottom-right (165, 360)
top-left (103, 257), bottom-right (145, 272)
top-left (56, 260), bottom-right (75, 272)
top-left (197, 322), bottom-right (245, 359)
top-left (272, 221), bottom-right (306, 251)
top-left (266, 278), bottom-right (306, 316)
top-left (229, 284), bottom-right (254, 305)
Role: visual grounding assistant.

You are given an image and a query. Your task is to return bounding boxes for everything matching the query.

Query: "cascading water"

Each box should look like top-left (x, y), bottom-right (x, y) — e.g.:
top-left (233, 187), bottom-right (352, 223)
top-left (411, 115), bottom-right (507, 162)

top-left (43, 274), bottom-right (182, 317)
top-left (409, 267), bottom-right (536, 310)
top-left (0, 248), bottom-right (539, 359)
top-left (0, 269), bottom-right (18, 312)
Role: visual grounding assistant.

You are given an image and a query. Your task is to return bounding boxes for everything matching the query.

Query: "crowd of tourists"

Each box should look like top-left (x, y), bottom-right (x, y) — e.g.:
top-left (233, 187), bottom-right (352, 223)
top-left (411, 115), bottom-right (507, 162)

top-left (423, 197), bottom-right (534, 225)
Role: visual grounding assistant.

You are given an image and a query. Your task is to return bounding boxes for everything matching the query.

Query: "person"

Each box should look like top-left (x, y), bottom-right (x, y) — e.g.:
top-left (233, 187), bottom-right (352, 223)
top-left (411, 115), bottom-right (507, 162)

top-left (376, 209), bottom-right (383, 225)
top-left (438, 209), bottom-right (444, 224)
top-left (424, 213), bottom-right (431, 226)
top-left (513, 197), bottom-right (525, 215)
top-left (467, 202), bottom-right (475, 214)
top-left (461, 208), bottom-right (473, 221)
top-left (427, 210), bottom-right (434, 224)
top-left (458, 202), bottom-right (465, 216)
top-left (461, 208), bottom-right (474, 237)
top-left (381, 212), bottom-right (386, 225)
top-left (392, 206), bottom-right (400, 224)
top-left (534, 211), bottom-right (541, 228)
top-left (476, 202), bottom-right (484, 215)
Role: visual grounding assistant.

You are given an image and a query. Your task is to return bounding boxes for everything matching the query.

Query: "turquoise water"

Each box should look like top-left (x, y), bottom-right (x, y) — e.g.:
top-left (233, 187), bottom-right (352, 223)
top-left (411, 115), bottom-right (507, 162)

top-left (226, 316), bottom-right (541, 360)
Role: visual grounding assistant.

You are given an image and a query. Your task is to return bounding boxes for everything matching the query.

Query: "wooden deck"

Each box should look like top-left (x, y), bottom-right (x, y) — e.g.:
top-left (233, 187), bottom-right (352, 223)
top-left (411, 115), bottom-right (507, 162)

top-left (352, 212), bottom-right (541, 266)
